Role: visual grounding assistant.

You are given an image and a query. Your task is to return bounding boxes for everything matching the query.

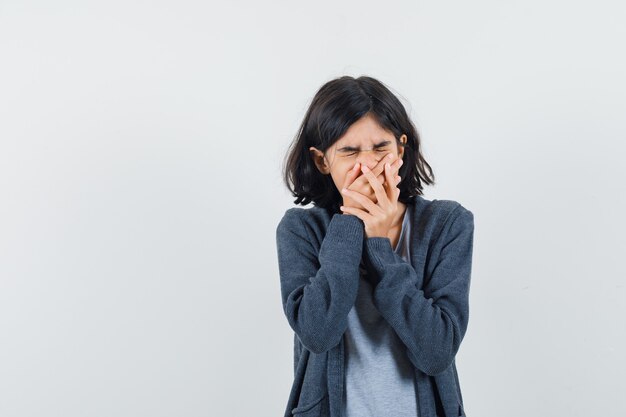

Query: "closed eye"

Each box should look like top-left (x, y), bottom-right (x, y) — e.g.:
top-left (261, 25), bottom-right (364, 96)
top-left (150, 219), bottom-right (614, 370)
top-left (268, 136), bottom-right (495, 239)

top-left (343, 149), bottom-right (389, 157)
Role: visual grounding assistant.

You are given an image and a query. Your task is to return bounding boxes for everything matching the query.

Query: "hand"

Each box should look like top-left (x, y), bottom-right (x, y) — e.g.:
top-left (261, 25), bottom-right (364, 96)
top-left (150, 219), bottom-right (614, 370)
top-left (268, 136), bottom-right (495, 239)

top-left (341, 153), bottom-right (402, 211)
top-left (339, 155), bottom-right (403, 239)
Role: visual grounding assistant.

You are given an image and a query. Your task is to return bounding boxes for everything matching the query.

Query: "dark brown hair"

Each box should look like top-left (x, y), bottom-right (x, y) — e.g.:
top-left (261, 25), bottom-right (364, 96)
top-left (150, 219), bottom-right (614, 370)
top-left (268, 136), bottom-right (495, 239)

top-left (281, 75), bottom-right (435, 214)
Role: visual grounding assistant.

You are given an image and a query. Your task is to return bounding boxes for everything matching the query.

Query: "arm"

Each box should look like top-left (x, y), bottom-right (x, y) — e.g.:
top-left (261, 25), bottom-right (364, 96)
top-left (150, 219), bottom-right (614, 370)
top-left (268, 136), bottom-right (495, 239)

top-left (362, 206), bottom-right (475, 375)
top-left (276, 209), bottom-right (364, 354)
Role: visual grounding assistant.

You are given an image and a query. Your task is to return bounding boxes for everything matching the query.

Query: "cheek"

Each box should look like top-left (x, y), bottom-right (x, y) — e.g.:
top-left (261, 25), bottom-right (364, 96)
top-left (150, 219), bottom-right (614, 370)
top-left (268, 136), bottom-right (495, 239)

top-left (329, 171), bottom-right (345, 190)
top-left (330, 164), bottom-right (351, 185)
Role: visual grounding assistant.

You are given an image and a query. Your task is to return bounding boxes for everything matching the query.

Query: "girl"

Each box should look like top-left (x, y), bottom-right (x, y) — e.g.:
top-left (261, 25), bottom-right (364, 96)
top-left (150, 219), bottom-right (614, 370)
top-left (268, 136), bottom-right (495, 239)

top-left (276, 75), bottom-right (474, 417)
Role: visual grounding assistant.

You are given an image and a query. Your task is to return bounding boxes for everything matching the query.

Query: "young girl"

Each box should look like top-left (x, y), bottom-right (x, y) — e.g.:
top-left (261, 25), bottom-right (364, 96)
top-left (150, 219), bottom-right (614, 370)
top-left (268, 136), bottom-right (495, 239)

top-left (276, 75), bottom-right (474, 417)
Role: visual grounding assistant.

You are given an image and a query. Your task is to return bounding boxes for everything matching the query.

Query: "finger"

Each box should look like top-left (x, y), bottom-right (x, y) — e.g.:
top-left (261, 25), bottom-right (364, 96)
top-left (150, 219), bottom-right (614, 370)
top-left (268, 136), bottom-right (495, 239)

top-left (354, 153), bottom-right (394, 189)
top-left (344, 164), bottom-right (374, 208)
top-left (349, 164), bottom-right (377, 192)
top-left (339, 204), bottom-right (372, 222)
top-left (383, 159), bottom-right (397, 202)
top-left (351, 152), bottom-right (400, 193)
top-left (343, 162), bottom-right (361, 189)
top-left (360, 165), bottom-right (388, 209)
top-left (341, 184), bottom-right (378, 213)
top-left (395, 156), bottom-right (403, 173)
top-left (348, 176), bottom-right (375, 202)
top-left (356, 154), bottom-right (392, 189)
top-left (373, 153), bottom-right (400, 188)
top-left (376, 153), bottom-right (403, 179)
top-left (374, 153), bottom-right (396, 177)
top-left (381, 156), bottom-right (403, 187)
top-left (351, 171), bottom-right (369, 189)
top-left (349, 168), bottom-right (376, 198)
top-left (393, 173), bottom-right (401, 201)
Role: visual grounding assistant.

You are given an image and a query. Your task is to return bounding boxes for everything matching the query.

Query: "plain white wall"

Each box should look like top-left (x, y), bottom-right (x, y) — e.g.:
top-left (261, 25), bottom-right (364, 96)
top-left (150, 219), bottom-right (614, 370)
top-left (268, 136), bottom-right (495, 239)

top-left (1, 1), bottom-right (625, 416)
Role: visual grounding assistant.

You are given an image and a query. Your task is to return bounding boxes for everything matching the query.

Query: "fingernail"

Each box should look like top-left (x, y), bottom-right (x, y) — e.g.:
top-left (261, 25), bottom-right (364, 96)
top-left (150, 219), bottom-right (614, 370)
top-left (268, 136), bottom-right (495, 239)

top-left (362, 165), bottom-right (369, 172)
top-left (387, 154), bottom-right (394, 159)
top-left (342, 188), bottom-right (348, 193)
top-left (399, 159), bottom-right (403, 166)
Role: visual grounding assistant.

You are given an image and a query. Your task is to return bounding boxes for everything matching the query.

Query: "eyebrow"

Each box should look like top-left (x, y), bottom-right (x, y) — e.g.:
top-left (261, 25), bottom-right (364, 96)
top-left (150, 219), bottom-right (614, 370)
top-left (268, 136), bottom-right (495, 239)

top-left (337, 140), bottom-right (392, 152)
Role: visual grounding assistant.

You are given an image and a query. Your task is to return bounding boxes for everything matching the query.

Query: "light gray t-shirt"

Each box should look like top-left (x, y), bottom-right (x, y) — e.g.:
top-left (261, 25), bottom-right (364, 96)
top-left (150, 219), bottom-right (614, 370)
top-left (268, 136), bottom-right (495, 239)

top-left (342, 207), bottom-right (419, 417)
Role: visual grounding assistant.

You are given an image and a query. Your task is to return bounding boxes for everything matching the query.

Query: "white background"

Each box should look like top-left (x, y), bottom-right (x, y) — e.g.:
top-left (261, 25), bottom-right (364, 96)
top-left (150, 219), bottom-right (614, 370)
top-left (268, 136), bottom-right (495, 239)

top-left (1, 1), bottom-right (625, 416)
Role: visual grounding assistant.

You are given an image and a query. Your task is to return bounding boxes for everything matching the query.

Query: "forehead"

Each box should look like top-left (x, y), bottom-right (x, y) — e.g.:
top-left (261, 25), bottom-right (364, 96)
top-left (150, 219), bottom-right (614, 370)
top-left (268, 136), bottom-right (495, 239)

top-left (334, 115), bottom-right (394, 147)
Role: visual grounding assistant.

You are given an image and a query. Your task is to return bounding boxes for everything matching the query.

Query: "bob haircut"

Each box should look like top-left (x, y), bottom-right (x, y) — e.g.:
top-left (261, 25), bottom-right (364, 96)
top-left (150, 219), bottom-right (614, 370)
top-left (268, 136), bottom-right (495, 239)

top-left (281, 75), bottom-right (435, 215)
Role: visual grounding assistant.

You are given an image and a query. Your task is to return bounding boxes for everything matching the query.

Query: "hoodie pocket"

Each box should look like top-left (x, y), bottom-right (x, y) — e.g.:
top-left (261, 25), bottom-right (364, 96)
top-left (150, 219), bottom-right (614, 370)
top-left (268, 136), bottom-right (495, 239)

top-left (291, 393), bottom-right (325, 416)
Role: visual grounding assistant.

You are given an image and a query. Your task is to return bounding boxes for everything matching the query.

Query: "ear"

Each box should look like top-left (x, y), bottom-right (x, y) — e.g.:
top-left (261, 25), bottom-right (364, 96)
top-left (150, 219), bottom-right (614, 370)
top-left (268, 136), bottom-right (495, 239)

top-left (309, 146), bottom-right (330, 175)
top-left (398, 134), bottom-right (408, 159)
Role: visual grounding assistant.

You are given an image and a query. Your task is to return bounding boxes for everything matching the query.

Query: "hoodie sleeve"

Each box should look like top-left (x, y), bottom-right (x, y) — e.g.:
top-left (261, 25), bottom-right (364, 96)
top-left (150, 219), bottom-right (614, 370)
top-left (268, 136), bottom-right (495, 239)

top-left (276, 209), bottom-right (364, 354)
top-left (362, 205), bottom-right (475, 375)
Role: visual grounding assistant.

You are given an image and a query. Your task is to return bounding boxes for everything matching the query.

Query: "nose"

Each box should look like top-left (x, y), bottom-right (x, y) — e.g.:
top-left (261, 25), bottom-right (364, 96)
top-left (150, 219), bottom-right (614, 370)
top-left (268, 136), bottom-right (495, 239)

top-left (356, 150), bottom-right (382, 171)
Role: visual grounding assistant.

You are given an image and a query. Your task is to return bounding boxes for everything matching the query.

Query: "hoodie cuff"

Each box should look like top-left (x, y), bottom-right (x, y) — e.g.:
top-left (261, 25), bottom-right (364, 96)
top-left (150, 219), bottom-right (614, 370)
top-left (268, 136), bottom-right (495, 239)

top-left (364, 237), bottom-right (397, 275)
top-left (318, 214), bottom-right (365, 267)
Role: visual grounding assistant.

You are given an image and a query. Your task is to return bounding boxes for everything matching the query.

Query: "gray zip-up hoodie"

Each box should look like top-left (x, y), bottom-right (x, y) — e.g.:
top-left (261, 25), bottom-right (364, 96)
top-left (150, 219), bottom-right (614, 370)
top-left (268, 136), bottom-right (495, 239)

top-left (275, 195), bottom-right (475, 417)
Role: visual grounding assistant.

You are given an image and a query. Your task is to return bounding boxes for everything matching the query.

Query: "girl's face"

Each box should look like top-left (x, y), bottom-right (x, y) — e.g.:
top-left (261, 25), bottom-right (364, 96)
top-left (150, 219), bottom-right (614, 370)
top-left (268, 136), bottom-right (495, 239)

top-left (309, 113), bottom-right (406, 195)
